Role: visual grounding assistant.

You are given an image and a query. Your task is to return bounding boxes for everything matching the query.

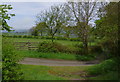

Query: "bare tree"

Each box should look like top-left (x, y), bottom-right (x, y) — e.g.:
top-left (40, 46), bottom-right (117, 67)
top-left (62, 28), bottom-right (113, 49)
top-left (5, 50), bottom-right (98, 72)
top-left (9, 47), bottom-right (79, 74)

top-left (65, 1), bottom-right (101, 55)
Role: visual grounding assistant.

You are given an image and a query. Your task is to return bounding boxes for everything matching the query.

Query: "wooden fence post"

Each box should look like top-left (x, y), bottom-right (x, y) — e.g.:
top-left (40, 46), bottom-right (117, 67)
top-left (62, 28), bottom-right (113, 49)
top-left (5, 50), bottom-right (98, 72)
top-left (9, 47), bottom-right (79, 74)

top-left (28, 42), bottom-right (31, 50)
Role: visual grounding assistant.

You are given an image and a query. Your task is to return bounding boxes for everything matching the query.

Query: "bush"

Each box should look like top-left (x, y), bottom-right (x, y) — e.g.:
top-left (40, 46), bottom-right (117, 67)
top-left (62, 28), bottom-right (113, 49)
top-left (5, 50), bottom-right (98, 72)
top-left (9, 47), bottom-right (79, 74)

top-left (38, 41), bottom-right (57, 53)
top-left (89, 45), bottom-right (103, 54)
top-left (38, 41), bottom-right (72, 53)
top-left (13, 35), bottom-right (18, 38)
top-left (74, 43), bottom-right (83, 48)
top-left (87, 58), bottom-right (118, 75)
top-left (17, 35), bottom-right (22, 38)
top-left (74, 43), bottom-right (85, 55)
top-left (55, 37), bottom-right (68, 40)
top-left (75, 54), bottom-right (95, 61)
top-left (69, 38), bottom-right (80, 41)
top-left (2, 38), bottom-right (23, 80)
top-left (100, 40), bottom-right (118, 57)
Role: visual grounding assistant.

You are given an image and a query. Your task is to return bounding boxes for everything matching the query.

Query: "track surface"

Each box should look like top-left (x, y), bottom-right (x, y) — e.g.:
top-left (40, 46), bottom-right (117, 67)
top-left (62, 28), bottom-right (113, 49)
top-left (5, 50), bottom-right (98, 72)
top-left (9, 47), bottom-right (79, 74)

top-left (19, 58), bottom-right (98, 66)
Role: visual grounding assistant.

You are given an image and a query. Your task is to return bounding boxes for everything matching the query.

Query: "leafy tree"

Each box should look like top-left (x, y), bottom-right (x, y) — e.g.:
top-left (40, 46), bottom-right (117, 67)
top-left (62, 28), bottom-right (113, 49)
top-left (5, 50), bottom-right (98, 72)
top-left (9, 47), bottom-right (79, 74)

top-left (36, 5), bottom-right (67, 42)
top-left (0, 4), bottom-right (15, 31)
top-left (35, 22), bottom-right (47, 36)
top-left (62, 25), bottom-right (74, 38)
top-left (94, 2), bottom-right (118, 56)
top-left (2, 38), bottom-right (23, 80)
top-left (0, 4), bottom-right (23, 80)
top-left (29, 26), bottom-right (39, 36)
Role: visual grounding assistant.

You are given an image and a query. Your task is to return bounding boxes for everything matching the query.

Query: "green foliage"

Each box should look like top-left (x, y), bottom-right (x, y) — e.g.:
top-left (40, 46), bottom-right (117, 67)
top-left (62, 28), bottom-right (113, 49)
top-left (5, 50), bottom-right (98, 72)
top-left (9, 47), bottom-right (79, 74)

top-left (99, 39), bottom-right (118, 58)
top-left (31, 27), bottom-right (39, 36)
top-left (38, 41), bottom-right (72, 53)
top-left (2, 38), bottom-right (23, 80)
top-left (17, 51), bottom-right (76, 60)
top-left (87, 58), bottom-right (118, 75)
top-left (54, 36), bottom-right (68, 40)
top-left (74, 43), bottom-right (85, 55)
top-left (74, 43), bottom-right (83, 48)
top-left (76, 54), bottom-right (95, 61)
top-left (0, 4), bottom-right (15, 31)
top-left (3, 35), bottom-right (81, 42)
top-left (69, 38), bottom-right (81, 41)
top-left (94, 2), bottom-right (118, 57)
top-left (88, 71), bottom-right (119, 80)
top-left (89, 45), bottom-right (103, 54)
top-left (38, 41), bottom-right (57, 53)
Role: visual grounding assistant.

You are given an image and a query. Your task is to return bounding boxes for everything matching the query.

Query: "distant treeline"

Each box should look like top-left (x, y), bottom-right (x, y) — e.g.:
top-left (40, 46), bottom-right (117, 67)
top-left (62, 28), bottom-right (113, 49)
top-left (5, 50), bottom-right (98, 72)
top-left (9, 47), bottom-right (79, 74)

top-left (2, 34), bottom-right (82, 41)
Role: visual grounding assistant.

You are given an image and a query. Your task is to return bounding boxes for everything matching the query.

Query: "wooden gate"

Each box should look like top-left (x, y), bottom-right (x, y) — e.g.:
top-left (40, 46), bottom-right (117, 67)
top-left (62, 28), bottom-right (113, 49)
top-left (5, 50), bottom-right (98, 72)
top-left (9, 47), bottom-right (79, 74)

top-left (14, 42), bottom-right (39, 50)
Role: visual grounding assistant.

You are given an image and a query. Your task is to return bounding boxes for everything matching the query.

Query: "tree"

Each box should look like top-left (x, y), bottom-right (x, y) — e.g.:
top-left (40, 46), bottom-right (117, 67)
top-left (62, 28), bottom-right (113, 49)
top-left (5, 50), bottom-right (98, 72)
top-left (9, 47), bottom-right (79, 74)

top-left (62, 25), bottom-right (74, 38)
top-left (29, 26), bottom-right (39, 36)
top-left (94, 2), bottom-right (118, 56)
top-left (36, 5), bottom-right (67, 42)
top-left (35, 22), bottom-right (47, 36)
top-left (0, 4), bottom-right (15, 31)
top-left (65, 1), bottom-right (101, 55)
top-left (0, 4), bottom-right (23, 80)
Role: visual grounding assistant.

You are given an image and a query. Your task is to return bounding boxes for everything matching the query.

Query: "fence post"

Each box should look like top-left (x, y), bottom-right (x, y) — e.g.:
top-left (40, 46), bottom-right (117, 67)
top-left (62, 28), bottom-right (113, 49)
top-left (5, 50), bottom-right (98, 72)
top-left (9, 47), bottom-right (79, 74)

top-left (28, 42), bottom-right (31, 50)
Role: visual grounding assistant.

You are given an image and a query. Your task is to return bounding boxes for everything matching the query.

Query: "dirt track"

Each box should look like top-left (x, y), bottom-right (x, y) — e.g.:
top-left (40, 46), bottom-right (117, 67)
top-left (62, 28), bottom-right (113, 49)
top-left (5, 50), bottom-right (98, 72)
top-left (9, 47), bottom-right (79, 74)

top-left (19, 58), bottom-right (99, 66)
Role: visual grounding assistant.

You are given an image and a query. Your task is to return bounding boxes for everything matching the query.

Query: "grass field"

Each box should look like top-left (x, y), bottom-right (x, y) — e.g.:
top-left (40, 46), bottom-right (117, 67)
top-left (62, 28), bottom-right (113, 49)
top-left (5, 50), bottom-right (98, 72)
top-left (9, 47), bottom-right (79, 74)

top-left (17, 50), bottom-right (77, 60)
top-left (17, 50), bottom-right (96, 61)
top-left (21, 64), bottom-right (117, 80)
top-left (87, 71), bottom-right (119, 80)
top-left (21, 64), bottom-right (92, 80)
top-left (7, 37), bottom-right (97, 47)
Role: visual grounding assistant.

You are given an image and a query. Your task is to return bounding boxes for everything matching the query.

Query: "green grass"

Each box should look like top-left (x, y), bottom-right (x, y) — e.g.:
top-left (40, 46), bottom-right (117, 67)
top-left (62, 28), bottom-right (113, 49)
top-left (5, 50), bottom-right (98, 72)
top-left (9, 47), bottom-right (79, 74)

top-left (87, 71), bottom-right (119, 80)
top-left (86, 59), bottom-right (119, 80)
top-left (17, 50), bottom-right (96, 61)
top-left (17, 50), bottom-right (77, 60)
top-left (21, 64), bottom-right (92, 80)
top-left (7, 37), bottom-right (97, 47)
top-left (8, 37), bottom-right (79, 47)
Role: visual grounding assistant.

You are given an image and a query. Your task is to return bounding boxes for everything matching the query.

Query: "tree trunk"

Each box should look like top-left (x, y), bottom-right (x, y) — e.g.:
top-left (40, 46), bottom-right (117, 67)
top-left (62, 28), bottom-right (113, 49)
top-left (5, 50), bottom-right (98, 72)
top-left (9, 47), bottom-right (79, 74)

top-left (83, 36), bottom-right (88, 55)
top-left (40, 32), bottom-right (42, 36)
top-left (51, 35), bottom-right (54, 43)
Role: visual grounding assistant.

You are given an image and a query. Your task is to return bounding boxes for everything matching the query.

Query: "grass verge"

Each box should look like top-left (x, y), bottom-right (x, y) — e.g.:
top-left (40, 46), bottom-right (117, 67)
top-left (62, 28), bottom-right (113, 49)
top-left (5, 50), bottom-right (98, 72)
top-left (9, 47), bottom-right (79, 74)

top-left (17, 50), bottom-right (76, 60)
top-left (21, 64), bottom-right (92, 80)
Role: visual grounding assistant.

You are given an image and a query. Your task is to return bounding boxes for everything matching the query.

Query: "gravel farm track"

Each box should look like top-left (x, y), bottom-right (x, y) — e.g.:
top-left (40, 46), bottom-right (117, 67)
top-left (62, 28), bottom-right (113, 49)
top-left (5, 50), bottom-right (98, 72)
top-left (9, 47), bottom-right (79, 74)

top-left (19, 58), bottom-right (100, 66)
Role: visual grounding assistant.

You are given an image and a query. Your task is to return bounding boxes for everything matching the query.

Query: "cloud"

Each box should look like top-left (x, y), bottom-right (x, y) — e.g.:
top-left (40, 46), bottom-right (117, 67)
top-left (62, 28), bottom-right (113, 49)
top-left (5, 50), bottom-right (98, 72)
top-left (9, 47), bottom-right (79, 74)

top-left (4, 2), bottom-right (64, 30)
top-left (1, 0), bottom-right (67, 2)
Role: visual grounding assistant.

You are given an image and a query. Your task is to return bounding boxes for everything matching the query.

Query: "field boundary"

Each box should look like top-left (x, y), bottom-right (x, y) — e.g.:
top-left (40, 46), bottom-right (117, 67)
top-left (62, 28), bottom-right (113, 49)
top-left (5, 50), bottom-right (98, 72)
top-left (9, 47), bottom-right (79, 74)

top-left (14, 42), bottom-right (39, 50)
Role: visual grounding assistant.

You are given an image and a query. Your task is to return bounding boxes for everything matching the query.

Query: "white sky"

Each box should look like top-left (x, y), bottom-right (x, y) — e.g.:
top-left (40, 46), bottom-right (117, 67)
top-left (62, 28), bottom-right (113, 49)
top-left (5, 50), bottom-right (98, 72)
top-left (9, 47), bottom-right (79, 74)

top-left (1, 2), bottom-right (64, 30)
top-left (1, 0), bottom-right (119, 30)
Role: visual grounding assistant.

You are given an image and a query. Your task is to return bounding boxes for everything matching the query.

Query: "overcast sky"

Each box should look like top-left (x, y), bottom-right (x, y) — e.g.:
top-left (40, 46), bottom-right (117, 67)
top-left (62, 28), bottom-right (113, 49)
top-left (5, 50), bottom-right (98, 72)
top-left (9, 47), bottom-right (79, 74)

top-left (2, 2), bottom-right (64, 30)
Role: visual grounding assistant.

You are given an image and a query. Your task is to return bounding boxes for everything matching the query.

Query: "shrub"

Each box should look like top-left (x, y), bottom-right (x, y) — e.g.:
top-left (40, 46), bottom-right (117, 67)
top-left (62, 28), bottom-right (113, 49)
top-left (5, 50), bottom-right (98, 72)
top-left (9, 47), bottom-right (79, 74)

top-left (74, 43), bottom-right (85, 55)
top-left (2, 38), bottom-right (23, 80)
top-left (75, 54), bottom-right (95, 61)
top-left (89, 45), bottom-right (103, 54)
top-left (38, 41), bottom-right (72, 53)
top-left (87, 58), bottom-right (118, 75)
top-left (69, 38), bottom-right (80, 41)
top-left (38, 41), bottom-right (58, 53)
top-left (74, 43), bottom-right (83, 48)
top-left (17, 35), bottom-right (22, 38)
top-left (13, 35), bottom-right (18, 38)
top-left (100, 40), bottom-right (118, 57)
top-left (27, 35), bottom-right (32, 38)
top-left (22, 35), bottom-right (28, 38)
top-left (55, 37), bottom-right (68, 40)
